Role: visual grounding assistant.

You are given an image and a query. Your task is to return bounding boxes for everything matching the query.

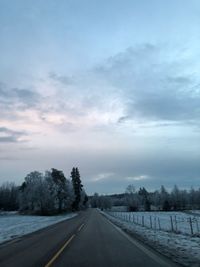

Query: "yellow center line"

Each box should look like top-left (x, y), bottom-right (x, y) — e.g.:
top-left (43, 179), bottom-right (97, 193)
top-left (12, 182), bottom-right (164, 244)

top-left (44, 234), bottom-right (75, 267)
top-left (77, 223), bottom-right (85, 232)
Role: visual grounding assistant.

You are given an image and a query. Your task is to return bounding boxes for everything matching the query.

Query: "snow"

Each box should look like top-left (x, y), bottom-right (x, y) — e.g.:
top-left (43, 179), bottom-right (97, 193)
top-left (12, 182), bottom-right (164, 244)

top-left (0, 212), bottom-right (77, 244)
top-left (187, 210), bottom-right (200, 216)
top-left (110, 211), bottom-right (200, 235)
top-left (102, 211), bottom-right (200, 267)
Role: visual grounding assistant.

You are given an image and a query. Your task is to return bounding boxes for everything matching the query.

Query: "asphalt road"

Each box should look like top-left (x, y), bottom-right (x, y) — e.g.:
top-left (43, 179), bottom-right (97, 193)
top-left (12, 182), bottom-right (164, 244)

top-left (0, 209), bottom-right (179, 267)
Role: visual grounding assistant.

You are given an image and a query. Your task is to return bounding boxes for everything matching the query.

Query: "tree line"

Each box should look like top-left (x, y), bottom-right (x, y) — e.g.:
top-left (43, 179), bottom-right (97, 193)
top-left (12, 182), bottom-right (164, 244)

top-left (91, 185), bottom-right (200, 211)
top-left (0, 167), bottom-right (88, 215)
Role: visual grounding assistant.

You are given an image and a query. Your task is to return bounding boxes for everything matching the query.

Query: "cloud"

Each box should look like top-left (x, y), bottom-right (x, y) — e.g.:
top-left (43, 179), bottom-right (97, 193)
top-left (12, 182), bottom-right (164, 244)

top-left (125, 175), bottom-right (149, 181)
top-left (0, 83), bottom-right (41, 117)
top-left (117, 116), bottom-right (129, 124)
top-left (37, 44), bottom-right (200, 135)
top-left (94, 43), bottom-right (200, 124)
top-left (0, 156), bottom-right (20, 160)
top-left (49, 72), bottom-right (74, 85)
top-left (0, 127), bottom-right (27, 143)
top-left (91, 172), bottom-right (115, 182)
top-left (79, 139), bottom-right (200, 192)
top-left (0, 136), bottom-right (18, 142)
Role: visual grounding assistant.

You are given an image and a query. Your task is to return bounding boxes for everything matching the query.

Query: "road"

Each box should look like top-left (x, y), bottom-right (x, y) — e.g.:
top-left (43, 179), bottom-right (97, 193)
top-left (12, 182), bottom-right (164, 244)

top-left (0, 209), bottom-right (179, 267)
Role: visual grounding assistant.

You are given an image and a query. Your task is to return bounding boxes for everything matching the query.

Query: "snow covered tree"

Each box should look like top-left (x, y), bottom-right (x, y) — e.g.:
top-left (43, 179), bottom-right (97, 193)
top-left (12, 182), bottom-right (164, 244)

top-left (19, 171), bottom-right (45, 212)
top-left (19, 169), bottom-right (75, 214)
top-left (90, 193), bottom-right (111, 210)
top-left (171, 185), bottom-right (182, 210)
top-left (90, 193), bottom-right (100, 208)
top-left (99, 195), bottom-right (112, 210)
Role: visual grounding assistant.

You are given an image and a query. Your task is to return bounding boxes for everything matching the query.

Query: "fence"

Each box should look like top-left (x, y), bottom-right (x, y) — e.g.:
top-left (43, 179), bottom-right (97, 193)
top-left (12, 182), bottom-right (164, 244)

top-left (107, 211), bottom-right (200, 236)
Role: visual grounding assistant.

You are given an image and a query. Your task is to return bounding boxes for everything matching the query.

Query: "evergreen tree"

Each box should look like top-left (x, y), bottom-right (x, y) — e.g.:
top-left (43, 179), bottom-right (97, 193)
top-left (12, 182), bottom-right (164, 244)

top-left (71, 167), bottom-right (83, 210)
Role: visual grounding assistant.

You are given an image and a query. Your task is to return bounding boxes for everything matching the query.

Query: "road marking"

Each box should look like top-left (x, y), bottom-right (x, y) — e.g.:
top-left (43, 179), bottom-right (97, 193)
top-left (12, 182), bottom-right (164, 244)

top-left (105, 217), bottom-right (177, 267)
top-left (44, 222), bottom-right (85, 267)
top-left (44, 234), bottom-right (75, 267)
top-left (78, 223), bottom-right (84, 232)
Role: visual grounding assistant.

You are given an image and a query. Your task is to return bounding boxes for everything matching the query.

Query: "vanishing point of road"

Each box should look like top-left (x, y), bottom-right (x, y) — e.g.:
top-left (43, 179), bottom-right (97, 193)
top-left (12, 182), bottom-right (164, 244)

top-left (0, 209), bottom-right (179, 267)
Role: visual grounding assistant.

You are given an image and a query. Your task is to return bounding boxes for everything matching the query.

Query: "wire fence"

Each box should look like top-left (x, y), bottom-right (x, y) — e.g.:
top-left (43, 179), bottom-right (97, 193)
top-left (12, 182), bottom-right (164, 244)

top-left (107, 211), bottom-right (200, 236)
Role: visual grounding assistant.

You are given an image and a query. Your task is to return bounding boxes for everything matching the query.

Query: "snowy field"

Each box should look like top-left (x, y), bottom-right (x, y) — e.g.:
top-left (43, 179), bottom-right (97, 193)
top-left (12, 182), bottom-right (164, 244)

top-left (103, 211), bottom-right (200, 267)
top-left (0, 212), bottom-right (77, 244)
top-left (188, 210), bottom-right (200, 216)
top-left (108, 211), bottom-right (200, 236)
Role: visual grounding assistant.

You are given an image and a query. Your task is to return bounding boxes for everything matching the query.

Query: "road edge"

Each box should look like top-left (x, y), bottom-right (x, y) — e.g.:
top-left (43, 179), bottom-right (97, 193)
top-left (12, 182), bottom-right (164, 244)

top-left (99, 210), bottom-right (183, 267)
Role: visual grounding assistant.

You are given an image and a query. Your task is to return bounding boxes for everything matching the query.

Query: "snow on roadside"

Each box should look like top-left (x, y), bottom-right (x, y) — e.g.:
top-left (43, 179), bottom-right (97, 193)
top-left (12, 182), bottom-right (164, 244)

top-left (113, 211), bottom-right (200, 235)
top-left (102, 211), bottom-right (200, 267)
top-left (185, 210), bottom-right (200, 217)
top-left (0, 212), bottom-right (77, 244)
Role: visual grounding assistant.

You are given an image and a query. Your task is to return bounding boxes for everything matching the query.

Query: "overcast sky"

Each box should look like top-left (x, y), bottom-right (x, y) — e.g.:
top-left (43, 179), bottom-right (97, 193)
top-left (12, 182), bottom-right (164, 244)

top-left (0, 0), bottom-right (200, 194)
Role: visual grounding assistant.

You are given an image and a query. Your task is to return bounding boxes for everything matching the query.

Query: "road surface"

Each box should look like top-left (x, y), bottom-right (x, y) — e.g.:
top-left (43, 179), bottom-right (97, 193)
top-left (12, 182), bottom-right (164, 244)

top-left (0, 209), bottom-right (179, 267)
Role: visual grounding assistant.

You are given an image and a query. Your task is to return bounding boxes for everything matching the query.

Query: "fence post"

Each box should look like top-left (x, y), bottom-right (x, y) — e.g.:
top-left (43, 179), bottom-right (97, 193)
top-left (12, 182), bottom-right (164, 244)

top-left (174, 215), bottom-right (178, 232)
top-left (154, 217), bottom-right (157, 230)
top-left (150, 216), bottom-right (152, 228)
top-left (195, 219), bottom-right (199, 233)
top-left (158, 217), bottom-right (161, 230)
top-left (189, 217), bottom-right (194, 235)
top-left (142, 216), bottom-right (144, 227)
top-left (170, 216), bottom-right (174, 232)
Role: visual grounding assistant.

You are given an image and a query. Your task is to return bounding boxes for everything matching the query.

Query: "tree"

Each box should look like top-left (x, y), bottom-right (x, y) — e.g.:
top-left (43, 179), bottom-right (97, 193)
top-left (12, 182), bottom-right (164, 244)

top-left (19, 169), bottom-right (75, 214)
top-left (0, 182), bottom-right (19, 211)
top-left (19, 171), bottom-right (44, 212)
top-left (83, 193), bottom-right (89, 207)
top-left (90, 193), bottom-right (99, 208)
top-left (90, 193), bottom-right (111, 210)
top-left (171, 185), bottom-right (181, 210)
top-left (99, 196), bottom-right (112, 210)
top-left (125, 184), bottom-right (138, 211)
top-left (138, 187), bottom-right (151, 211)
top-left (51, 168), bottom-right (69, 213)
top-left (71, 167), bottom-right (83, 210)
top-left (160, 185), bottom-right (170, 210)
top-left (163, 200), bottom-right (171, 211)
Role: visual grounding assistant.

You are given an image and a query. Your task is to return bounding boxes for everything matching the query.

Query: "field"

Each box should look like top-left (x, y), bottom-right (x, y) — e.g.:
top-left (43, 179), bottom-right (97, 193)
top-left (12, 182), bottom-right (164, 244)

top-left (108, 211), bottom-right (200, 236)
top-left (0, 212), bottom-right (77, 244)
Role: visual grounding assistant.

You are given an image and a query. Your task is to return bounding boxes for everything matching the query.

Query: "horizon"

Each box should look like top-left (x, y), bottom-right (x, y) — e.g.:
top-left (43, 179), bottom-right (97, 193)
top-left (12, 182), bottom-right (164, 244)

top-left (0, 0), bottom-right (200, 195)
top-left (0, 167), bottom-right (198, 196)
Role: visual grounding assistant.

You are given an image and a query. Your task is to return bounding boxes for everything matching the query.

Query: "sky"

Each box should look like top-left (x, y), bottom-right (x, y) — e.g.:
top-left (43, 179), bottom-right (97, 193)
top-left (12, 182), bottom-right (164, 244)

top-left (0, 0), bottom-right (200, 194)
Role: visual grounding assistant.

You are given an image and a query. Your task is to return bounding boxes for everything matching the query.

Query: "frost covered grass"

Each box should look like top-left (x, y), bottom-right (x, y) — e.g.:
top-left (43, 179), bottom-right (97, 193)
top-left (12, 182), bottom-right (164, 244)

top-left (188, 210), bottom-right (200, 216)
top-left (103, 211), bottom-right (200, 267)
top-left (0, 212), bottom-right (77, 244)
top-left (108, 211), bottom-right (200, 236)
